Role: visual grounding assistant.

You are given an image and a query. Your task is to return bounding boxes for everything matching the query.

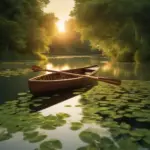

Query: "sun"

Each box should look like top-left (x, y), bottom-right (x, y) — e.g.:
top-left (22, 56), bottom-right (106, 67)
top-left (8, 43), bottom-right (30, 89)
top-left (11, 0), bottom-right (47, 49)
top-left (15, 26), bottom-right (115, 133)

top-left (56, 20), bottom-right (65, 32)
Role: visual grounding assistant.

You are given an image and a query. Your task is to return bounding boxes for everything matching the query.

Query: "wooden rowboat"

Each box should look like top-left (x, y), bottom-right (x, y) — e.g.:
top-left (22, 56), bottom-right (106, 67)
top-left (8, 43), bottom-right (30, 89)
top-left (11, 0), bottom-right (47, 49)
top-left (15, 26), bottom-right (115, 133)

top-left (28, 65), bottom-right (99, 95)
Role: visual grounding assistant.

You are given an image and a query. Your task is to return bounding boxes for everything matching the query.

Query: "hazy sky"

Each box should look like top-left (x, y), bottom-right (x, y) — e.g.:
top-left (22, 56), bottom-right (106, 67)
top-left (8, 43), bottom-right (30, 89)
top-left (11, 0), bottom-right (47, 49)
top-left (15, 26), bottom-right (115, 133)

top-left (44, 0), bottom-right (75, 21)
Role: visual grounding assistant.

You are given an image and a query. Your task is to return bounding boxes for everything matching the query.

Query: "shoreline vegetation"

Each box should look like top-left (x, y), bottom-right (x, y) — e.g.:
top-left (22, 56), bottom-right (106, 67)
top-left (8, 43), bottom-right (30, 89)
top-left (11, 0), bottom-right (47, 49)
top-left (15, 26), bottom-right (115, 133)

top-left (1, 0), bottom-right (150, 63)
top-left (70, 0), bottom-right (150, 63)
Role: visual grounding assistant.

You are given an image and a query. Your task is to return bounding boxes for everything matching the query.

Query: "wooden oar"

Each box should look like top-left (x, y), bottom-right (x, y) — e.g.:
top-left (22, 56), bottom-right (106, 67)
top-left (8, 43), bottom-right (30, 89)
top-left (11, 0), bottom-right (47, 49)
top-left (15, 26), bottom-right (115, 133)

top-left (31, 65), bottom-right (121, 86)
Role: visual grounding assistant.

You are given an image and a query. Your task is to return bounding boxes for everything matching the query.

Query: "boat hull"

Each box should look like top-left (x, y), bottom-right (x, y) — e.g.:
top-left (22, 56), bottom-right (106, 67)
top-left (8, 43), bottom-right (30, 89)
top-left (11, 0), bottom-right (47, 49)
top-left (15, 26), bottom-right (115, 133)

top-left (28, 65), bottom-right (98, 96)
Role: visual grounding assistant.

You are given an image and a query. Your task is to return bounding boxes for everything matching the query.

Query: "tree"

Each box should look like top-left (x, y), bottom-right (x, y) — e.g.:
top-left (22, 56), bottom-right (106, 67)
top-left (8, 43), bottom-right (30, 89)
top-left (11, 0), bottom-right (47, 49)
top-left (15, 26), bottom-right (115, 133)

top-left (0, 0), bottom-right (57, 56)
top-left (71, 0), bottom-right (150, 62)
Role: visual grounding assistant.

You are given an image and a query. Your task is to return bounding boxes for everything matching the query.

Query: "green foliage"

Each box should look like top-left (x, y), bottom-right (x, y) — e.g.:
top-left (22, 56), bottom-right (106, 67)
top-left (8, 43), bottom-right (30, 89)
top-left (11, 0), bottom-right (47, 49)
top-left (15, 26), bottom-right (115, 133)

top-left (79, 80), bottom-right (150, 149)
top-left (71, 0), bottom-right (150, 62)
top-left (40, 139), bottom-right (62, 150)
top-left (0, 0), bottom-right (57, 56)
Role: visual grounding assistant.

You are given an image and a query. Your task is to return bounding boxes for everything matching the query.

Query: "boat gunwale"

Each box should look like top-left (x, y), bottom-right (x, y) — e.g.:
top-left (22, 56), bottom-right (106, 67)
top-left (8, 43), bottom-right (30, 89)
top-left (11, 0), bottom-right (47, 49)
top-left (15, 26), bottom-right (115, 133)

top-left (29, 65), bottom-right (98, 83)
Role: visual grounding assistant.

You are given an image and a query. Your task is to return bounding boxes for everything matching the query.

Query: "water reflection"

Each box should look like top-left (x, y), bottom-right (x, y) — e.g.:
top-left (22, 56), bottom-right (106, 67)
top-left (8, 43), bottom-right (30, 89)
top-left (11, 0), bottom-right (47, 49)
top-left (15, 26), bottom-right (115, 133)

top-left (46, 63), bottom-right (70, 74)
top-left (98, 62), bottom-right (150, 80)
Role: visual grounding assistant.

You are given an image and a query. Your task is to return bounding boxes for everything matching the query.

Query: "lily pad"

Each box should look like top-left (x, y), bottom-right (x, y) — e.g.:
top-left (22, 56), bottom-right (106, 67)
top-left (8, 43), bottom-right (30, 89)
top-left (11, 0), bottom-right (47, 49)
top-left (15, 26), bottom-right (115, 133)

top-left (70, 122), bottom-right (83, 131)
top-left (0, 131), bottom-right (12, 141)
top-left (136, 118), bottom-right (149, 122)
top-left (64, 105), bottom-right (72, 107)
top-left (24, 131), bottom-right (39, 140)
top-left (120, 122), bottom-right (131, 130)
top-left (40, 139), bottom-right (62, 150)
top-left (56, 113), bottom-right (70, 119)
top-left (130, 129), bottom-right (145, 138)
top-left (101, 121), bottom-right (119, 128)
top-left (24, 132), bottom-right (47, 143)
top-left (39, 97), bottom-right (50, 100)
top-left (77, 145), bottom-right (97, 150)
top-left (75, 105), bottom-right (82, 107)
top-left (79, 130), bottom-right (100, 144)
top-left (33, 99), bottom-right (43, 102)
top-left (18, 93), bottom-right (27, 96)
top-left (143, 136), bottom-right (150, 145)
top-left (41, 122), bottom-right (56, 130)
top-left (32, 103), bottom-right (42, 107)
top-left (118, 138), bottom-right (139, 150)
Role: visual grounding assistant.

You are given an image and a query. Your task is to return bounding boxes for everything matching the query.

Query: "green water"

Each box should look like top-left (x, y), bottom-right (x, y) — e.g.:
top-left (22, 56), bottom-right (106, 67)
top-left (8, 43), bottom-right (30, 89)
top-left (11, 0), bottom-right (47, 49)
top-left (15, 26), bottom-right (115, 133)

top-left (0, 56), bottom-right (150, 150)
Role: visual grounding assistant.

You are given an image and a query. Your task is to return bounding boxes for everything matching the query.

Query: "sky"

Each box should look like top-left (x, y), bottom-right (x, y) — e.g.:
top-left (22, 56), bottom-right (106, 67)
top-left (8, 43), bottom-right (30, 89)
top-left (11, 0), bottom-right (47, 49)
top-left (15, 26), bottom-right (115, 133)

top-left (44, 0), bottom-right (75, 21)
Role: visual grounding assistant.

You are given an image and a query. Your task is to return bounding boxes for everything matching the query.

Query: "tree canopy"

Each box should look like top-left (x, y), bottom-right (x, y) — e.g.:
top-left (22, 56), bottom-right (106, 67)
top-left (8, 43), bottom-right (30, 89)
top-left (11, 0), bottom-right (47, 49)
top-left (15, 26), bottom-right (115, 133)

top-left (0, 0), bottom-right (57, 56)
top-left (71, 0), bottom-right (150, 62)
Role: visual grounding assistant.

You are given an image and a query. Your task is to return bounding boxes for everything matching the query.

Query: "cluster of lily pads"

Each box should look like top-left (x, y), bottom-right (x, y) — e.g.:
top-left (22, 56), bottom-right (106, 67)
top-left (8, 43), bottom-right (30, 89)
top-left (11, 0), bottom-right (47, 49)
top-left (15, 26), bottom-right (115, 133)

top-left (0, 91), bottom-right (70, 150)
top-left (0, 68), bottom-right (31, 77)
top-left (0, 80), bottom-right (150, 150)
top-left (78, 80), bottom-right (150, 149)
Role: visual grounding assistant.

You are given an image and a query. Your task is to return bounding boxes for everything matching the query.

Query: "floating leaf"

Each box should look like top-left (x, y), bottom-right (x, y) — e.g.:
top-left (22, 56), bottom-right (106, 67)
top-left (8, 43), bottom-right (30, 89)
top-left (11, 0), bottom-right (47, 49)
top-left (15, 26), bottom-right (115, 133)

top-left (33, 98), bottom-right (43, 102)
top-left (77, 145), bottom-right (97, 150)
top-left (64, 105), bottom-right (72, 107)
top-left (143, 136), bottom-right (150, 145)
top-left (0, 131), bottom-right (12, 141)
top-left (56, 113), bottom-right (70, 119)
top-left (75, 105), bottom-right (82, 107)
top-left (24, 131), bottom-right (39, 140)
top-left (24, 132), bottom-right (47, 143)
top-left (118, 138), bottom-right (139, 150)
top-left (79, 131), bottom-right (100, 144)
top-left (18, 93), bottom-right (27, 96)
top-left (41, 122), bottom-right (56, 130)
top-left (130, 129), bottom-right (145, 138)
top-left (39, 97), bottom-right (50, 100)
top-left (120, 122), bottom-right (131, 130)
top-left (40, 139), bottom-right (62, 150)
top-left (101, 121), bottom-right (119, 128)
top-left (70, 122), bottom-right (83, 131)
top-left (32, 103), bottom-right (42, 107)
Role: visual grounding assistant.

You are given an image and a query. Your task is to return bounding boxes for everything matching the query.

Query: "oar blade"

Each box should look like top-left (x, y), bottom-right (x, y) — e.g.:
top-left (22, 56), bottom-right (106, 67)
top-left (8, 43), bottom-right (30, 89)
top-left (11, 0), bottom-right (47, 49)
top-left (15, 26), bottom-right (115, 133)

top-left (32, 65), bottom-right (42, 72)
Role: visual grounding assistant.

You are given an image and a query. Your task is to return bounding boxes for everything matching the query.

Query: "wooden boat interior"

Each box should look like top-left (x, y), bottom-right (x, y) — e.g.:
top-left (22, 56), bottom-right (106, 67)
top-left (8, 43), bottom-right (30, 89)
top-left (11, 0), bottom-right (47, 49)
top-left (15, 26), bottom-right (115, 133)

top-left (34, 67), bottom-right (97, 81)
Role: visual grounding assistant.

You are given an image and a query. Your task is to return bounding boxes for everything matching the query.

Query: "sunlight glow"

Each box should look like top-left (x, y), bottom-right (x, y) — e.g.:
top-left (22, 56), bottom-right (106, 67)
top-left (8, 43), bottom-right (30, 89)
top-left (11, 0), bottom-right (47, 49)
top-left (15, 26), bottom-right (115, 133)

top-left (56, 20), bottom-right (66, 32)
top-left (102, 63), bottom-right (111, 72)
top-left (46, 63), bottom-right (70, 74)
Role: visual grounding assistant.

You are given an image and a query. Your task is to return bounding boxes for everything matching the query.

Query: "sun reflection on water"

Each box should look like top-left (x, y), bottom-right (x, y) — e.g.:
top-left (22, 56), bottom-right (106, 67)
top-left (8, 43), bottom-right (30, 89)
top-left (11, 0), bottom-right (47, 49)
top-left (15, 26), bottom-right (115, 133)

top-left (46, 63), bottom-right (70, 74)
top-left (102, 63), bottom-right (112, 72)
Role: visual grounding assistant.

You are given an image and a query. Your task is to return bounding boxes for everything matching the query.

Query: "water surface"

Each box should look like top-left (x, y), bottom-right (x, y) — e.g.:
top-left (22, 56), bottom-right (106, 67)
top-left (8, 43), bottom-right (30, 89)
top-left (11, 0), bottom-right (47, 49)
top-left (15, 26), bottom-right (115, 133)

top-left (0, 55), bottom-right (150, 150)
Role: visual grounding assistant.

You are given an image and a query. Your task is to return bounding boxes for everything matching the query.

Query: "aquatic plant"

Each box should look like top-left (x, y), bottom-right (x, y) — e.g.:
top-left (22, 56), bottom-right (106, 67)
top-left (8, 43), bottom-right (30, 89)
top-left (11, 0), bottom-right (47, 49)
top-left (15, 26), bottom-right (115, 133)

top-left (70, 122), bottom-right (83, 131)
top-left (79, 80), bottom-right (150, 149)
top-left (40, 139), bottom-right (62, 150)
top-left (0, 91), bottom-right (68, 143)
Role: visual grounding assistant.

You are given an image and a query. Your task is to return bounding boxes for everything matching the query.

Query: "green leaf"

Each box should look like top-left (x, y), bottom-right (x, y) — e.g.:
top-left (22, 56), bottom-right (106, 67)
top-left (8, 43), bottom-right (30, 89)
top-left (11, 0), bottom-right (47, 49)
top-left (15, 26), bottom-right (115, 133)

top-left (118, 138), bottom-right (139, 150)
top-left (56, 113), bottom-right (70, 119)
top-left (40, 139), bottom-right (62, 150)
top-left (120, 122), bottom-right (131, 130)
top-left (0, 131), bottom-right (12, 141)
top-left (64, 105), bottom-right (72, 107)
top-left (28, 135), bottom-right (47, 143)
top-left (79, 130), bottom-right (100, 144)
top-left (70, 122), bottom-right (83, 131)
top-left (18, 93), bottom-right (27, 96)
top-left (143, 136), bottom-right (150, 145)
